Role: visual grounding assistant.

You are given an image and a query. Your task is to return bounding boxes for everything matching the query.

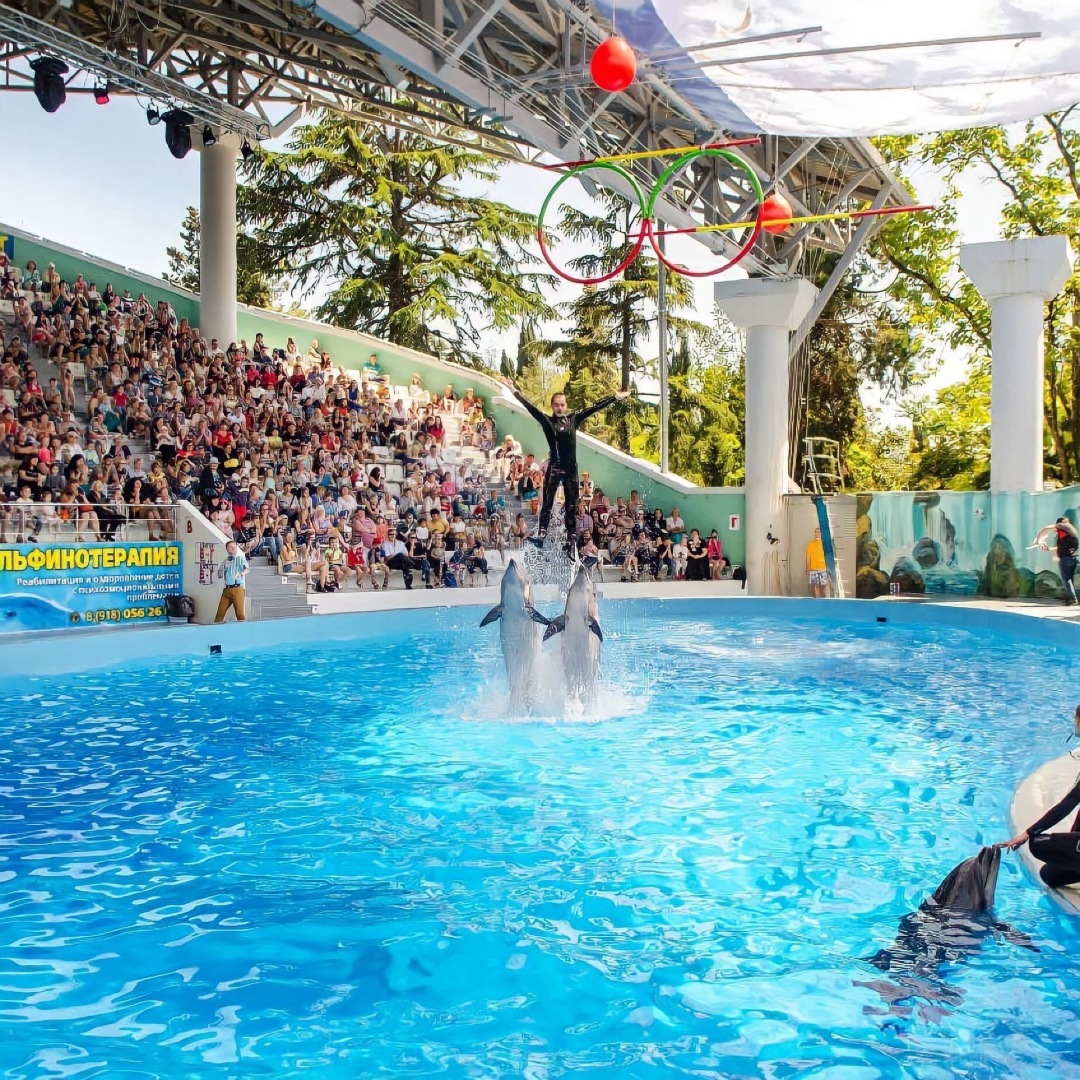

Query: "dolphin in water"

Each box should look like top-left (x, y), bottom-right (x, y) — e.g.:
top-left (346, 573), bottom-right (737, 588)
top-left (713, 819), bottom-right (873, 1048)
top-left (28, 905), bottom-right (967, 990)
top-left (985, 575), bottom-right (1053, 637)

top-left (859, 846), bottom-right (1037, 1018)
top-left (0, 594), bottom-right (74, 634)
top-left (480, 559), bottom-right (549, 708)
top-left (543, 566), bottom-right (603, 702)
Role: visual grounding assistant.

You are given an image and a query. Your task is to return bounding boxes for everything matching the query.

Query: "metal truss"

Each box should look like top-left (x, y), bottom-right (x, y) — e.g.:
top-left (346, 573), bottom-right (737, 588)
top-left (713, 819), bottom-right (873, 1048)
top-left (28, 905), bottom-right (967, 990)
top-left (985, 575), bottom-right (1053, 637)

top-left (0, 0), bottom-right (910, 282)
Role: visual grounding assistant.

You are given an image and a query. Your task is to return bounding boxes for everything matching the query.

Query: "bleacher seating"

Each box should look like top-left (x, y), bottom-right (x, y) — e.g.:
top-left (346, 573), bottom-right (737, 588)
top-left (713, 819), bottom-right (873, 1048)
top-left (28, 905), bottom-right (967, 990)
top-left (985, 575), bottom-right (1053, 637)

top-left (0, 252), bottom-right (735, 598)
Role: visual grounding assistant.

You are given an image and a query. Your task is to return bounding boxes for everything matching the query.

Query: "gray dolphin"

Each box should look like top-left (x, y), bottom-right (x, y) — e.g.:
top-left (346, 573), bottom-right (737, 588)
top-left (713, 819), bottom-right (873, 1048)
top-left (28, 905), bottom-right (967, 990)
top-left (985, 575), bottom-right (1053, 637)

top-left (480, 559), bottom-right (549, 705)
top-left (542, 566), bottom-right (602, 701)
top-left (859, 846), bottom-right (1037, 1017)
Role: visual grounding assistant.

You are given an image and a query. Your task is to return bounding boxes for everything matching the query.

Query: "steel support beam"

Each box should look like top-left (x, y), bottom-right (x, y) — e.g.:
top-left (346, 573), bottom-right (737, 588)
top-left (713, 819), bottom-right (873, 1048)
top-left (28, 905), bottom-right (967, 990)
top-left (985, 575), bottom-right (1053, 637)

top-left (441, 0), bottom-right (508, 68)
top-left (788, 185), bottom-right (892, 358)
top-left (320, 0), bottom-right (768, 269)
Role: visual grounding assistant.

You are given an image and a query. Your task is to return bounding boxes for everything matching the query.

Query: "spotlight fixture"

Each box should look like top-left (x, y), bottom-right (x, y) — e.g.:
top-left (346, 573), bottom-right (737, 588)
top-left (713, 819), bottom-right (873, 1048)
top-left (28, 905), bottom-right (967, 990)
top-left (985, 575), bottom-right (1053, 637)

top-left (93, 81), bottom-right (110, 105)
top-left (30, 56), bottom-right (68, 113)
top-left (240, 141), bottom-right (254, 161)
top-left (201, 124), bottom-right (216, 147)
top-left (146, 103), bottom-right (161, 126)
top-left (161, 108), bottom-right (195, 160)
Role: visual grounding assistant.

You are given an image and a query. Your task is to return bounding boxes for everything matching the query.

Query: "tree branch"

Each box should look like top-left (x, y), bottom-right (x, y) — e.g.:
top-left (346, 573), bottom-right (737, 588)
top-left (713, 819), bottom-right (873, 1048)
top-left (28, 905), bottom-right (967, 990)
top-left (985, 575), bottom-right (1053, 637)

top-left (1046, 111), bottom-right (1080, 203)
top-left (978, 151), bottom-right (1046, 236)
top-left (877, 237), bottom-right (992, 352)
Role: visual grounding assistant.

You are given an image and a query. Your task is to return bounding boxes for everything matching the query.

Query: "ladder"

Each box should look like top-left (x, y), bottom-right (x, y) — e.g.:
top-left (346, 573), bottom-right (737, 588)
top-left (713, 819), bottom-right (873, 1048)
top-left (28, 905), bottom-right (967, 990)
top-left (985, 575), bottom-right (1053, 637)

top-left (802, 437), bottom-right (842, 495)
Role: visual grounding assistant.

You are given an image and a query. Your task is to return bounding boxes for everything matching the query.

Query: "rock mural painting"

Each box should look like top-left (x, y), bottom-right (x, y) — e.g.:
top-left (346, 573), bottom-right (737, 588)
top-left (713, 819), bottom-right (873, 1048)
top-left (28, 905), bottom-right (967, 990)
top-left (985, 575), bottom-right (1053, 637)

top-left (856, 489), bottom-right (1080, 601)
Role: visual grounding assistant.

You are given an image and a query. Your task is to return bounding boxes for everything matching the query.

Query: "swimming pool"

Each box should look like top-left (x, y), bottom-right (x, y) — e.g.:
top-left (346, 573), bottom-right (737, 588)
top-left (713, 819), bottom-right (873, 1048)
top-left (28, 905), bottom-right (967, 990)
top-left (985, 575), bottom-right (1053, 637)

top-left (2, 601), bottom-right (1079, 1077)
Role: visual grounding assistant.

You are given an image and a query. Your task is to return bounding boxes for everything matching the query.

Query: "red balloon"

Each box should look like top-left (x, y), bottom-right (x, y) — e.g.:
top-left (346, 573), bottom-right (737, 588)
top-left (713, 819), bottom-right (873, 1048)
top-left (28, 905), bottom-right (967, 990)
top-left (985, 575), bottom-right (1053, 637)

top-left (590, 37), bottom-right (637, 93)
top-left (761, 192), bottom-right (794, 235)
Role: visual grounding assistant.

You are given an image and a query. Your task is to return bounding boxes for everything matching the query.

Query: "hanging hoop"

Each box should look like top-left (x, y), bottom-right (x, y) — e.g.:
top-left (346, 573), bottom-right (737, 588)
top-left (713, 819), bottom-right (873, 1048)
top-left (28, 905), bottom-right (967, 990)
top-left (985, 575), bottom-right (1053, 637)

top-left (646, 148), bottom-right (765, 278)
top-left (537, 162), bottom-right (649, 286)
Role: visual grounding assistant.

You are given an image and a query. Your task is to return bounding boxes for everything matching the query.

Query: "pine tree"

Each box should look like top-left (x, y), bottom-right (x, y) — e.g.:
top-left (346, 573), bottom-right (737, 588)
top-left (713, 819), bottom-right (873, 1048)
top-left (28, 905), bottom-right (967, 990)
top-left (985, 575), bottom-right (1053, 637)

top-left (535, 191), bottom-right (699, 451)
top-left (238, 109), bottom-right (555, 366)
top-left (164, 206), bottom-right (281, 309)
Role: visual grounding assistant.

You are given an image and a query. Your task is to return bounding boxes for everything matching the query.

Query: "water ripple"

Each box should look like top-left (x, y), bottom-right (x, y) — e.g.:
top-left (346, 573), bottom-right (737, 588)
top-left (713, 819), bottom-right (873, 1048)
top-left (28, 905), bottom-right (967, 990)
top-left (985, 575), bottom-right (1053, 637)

top-left (0, 610), bottom-right (1077, 1076)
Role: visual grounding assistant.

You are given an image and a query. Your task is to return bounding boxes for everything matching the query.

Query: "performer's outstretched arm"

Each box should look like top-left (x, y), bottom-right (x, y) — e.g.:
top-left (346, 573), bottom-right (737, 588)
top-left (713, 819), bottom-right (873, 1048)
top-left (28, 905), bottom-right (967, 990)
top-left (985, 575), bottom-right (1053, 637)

top-left (503, 377), bottom-right (555, 439)
top-left (575, 388), bottom-right (630, 424)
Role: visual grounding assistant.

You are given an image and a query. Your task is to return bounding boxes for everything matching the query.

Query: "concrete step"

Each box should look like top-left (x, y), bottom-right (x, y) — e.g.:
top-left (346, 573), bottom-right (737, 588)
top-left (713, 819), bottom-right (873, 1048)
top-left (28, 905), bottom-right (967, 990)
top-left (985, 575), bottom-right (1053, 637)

top-left (244, 564), bottom-right (310, 619)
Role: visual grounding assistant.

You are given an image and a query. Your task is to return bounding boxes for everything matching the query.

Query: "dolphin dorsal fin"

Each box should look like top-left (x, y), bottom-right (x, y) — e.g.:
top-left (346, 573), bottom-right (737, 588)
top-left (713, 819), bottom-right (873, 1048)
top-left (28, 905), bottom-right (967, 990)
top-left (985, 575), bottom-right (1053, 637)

top-left (543, 614), bottom-right (567, 641)
top-left (588, 617), bottom-right (603, 642)
top-left (480, 604), bottom-right (504, 627)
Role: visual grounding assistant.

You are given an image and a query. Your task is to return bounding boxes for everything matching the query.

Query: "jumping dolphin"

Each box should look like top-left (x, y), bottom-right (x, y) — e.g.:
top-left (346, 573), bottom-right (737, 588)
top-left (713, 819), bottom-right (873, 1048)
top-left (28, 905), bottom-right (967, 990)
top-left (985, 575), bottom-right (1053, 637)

top-left (480, 559), bottom-right (549, 706)
top-left (543, 566), bottom-right (602, 702)
top-left (859, 846), bottom-right (1037, 1016)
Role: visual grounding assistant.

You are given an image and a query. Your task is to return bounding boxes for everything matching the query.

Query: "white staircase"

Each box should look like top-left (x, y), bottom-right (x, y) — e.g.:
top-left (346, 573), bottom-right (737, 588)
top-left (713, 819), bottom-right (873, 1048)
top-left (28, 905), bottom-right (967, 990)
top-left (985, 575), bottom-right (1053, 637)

top-left (244, 562), bottom-right (311, 619)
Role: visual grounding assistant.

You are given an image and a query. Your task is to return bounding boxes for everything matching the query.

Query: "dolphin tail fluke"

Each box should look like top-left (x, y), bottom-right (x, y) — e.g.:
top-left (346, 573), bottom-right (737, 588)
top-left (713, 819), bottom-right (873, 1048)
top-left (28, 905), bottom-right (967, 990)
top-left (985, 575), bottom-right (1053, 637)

top-left (480, 604), bottom-right (504, 627)
top-left (588, 616), bottom-right (603, 642)
top-left (543, 615), bottom-right (567, 641)
top-left (527, 605), bottom-right (550, 626)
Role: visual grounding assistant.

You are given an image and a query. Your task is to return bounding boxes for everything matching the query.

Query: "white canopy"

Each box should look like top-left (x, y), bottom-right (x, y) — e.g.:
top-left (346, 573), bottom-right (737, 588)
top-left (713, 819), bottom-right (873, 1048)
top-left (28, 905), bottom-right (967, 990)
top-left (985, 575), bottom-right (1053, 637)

top-left (617, 0), bottom-right (1080, 136)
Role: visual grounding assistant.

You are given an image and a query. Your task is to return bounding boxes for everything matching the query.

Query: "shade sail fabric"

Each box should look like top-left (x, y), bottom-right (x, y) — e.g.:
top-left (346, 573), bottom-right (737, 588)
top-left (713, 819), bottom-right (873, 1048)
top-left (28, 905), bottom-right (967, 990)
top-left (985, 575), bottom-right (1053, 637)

top-left (615, 0), bottom-right (1080, 136)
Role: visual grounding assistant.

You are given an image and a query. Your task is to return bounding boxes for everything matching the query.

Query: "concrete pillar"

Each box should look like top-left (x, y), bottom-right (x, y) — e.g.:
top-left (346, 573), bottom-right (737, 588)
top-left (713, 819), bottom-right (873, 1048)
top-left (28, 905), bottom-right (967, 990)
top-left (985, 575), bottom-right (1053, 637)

top-left (959, 236), bottom-right (1072, 493)
top-left (714, 277), bottom-right (818, 596)
top-left (198, 133), bottom-right (241, 347)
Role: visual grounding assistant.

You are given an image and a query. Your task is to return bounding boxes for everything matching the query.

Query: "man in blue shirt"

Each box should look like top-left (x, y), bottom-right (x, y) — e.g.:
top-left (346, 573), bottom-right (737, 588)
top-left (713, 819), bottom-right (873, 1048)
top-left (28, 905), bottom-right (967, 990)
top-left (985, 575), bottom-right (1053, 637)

top-left (215, 539), bottom-right (249, 622)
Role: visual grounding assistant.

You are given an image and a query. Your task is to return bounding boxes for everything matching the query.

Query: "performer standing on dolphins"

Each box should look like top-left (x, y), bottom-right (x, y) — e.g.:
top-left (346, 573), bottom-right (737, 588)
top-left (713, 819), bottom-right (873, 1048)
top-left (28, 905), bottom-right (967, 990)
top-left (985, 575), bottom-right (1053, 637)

top-left (502, 375), bottom-right (629, 549)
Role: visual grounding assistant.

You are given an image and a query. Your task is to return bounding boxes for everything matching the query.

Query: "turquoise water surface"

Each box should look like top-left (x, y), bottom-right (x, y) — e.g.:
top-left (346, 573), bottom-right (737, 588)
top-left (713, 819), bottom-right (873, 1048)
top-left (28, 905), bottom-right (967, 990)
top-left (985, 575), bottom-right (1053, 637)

top-left (1, 603), bottom-right (1079, 1078)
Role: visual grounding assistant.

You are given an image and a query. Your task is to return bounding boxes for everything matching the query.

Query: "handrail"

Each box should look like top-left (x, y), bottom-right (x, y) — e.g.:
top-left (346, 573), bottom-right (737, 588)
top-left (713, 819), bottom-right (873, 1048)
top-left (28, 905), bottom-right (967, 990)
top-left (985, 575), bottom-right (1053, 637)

top-left (0, 500), bottom-right (178, 542)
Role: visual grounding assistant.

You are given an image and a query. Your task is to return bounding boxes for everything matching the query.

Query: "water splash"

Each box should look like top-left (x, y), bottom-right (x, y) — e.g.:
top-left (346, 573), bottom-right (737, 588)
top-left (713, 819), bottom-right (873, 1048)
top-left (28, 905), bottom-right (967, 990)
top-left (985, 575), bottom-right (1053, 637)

top-left (522, 504), bottom-right (575, 594)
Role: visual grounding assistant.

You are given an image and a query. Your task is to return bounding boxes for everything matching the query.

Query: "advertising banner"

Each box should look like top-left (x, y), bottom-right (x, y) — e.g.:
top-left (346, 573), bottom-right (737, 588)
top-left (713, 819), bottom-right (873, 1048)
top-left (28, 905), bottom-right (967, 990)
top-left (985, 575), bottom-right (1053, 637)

top-left (0, 542), bottom-right (183, 633)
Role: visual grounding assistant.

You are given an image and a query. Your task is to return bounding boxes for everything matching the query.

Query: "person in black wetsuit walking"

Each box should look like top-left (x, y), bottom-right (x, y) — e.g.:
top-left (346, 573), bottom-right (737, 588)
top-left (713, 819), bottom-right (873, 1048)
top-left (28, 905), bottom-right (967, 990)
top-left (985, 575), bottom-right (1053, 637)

top-left (503, 377), bottom-right (629, 546)
top-left (1001, 707), bottom-right (1080, 887)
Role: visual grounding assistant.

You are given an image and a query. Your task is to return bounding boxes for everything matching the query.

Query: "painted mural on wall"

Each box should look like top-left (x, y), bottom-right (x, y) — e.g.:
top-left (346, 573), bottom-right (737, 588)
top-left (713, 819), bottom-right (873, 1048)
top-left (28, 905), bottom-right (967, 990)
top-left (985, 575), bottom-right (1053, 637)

top-left (856, 488), bottom-right (1080, 600)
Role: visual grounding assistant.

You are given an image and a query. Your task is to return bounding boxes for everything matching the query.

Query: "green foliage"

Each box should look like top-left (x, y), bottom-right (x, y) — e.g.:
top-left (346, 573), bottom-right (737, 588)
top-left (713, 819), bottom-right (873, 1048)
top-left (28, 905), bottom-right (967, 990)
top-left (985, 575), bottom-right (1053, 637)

top-left (904, 372), bottom-right (991, 491)
top-left (873, 112), bottom-right (1080, 484)
top-left (164, 206), bottom-right (280, 310)
top-left (628, 317), bottom-right (745, 486)
top-left (845, 424), bottom-right (913, 492)
top-left (793, 250), bottom-right (927, 487)
top-left (238, 109), bottom-right (555, 366)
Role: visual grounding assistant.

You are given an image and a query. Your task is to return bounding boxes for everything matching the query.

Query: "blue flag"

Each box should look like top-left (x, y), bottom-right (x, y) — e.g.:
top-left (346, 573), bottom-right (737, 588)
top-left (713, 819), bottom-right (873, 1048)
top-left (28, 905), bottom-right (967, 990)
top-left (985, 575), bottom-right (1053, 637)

top-left (0, 234), bottom-right (13, 260)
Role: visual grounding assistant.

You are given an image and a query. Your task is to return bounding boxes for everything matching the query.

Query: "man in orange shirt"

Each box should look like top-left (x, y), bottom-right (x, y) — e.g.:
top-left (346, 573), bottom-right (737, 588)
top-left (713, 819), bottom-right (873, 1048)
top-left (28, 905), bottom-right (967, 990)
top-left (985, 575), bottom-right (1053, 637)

top-left (805, 527), bottom-right (830, 598)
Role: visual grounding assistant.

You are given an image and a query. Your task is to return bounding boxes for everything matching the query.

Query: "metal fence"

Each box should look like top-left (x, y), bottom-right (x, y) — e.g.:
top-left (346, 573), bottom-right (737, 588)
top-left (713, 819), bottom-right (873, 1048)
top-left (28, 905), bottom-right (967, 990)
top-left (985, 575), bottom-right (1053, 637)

top-left (0, 501), bottom-right (178, 543)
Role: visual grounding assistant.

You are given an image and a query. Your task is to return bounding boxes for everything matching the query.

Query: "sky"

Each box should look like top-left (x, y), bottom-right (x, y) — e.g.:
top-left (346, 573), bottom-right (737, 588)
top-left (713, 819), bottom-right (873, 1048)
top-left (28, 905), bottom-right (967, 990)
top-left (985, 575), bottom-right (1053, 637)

top-left (0, 87), bottom-right (1009, 415)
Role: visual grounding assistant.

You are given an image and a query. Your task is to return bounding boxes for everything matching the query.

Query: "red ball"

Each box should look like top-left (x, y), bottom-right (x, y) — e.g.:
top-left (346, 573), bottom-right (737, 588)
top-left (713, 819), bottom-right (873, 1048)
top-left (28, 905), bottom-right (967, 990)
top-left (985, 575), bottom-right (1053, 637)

top-left (760, 192), bottom-right (794, 235)
top-left (590, 37), bottom-right (637, 93)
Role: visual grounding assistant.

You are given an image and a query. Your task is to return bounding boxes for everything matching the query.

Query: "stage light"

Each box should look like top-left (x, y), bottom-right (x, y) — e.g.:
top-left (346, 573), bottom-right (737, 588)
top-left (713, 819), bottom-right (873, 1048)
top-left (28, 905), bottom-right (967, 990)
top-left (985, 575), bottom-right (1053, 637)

top-left (146, 104), bottom-right (161, 126)
top-left (161, 108), bottom-right (195, 159)
top-left (202, 125), bottom-right (216, 147)
top-left (31, 56), bottom-right (68, 113)
top-left (240, 141), bottom-right (255, 161)
top-left (93, 82), bottom-right (110, 105)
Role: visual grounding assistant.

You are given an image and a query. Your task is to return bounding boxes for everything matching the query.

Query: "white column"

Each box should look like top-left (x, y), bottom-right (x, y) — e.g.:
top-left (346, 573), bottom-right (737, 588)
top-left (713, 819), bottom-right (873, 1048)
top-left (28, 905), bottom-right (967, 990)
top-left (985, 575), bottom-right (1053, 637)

top-left (198, 133), bottom-right (240, 347)
top-left (959, 236), bottom-right (1072, 493)
top-left (714, 277), bottom-right (818, 596)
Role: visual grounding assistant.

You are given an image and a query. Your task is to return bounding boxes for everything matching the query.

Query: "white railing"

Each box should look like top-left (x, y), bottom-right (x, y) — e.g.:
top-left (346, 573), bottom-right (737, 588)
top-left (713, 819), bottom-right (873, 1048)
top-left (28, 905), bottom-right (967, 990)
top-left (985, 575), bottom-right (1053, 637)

top-left (0, 501), bottom-right (178, 543)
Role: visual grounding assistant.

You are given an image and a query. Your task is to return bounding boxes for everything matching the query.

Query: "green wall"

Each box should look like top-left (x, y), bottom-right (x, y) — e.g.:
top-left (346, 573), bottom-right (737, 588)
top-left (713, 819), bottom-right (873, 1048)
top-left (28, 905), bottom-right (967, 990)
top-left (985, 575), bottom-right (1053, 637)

top-left (3, 224), bottom-right (747, 562)
top-left (1, 226), bottom-right (200, 325)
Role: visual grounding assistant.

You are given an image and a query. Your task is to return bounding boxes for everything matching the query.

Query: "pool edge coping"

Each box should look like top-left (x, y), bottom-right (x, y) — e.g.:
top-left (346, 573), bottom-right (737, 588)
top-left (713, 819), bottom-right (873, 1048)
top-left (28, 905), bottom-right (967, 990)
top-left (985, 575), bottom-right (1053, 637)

top-left (3, 593), bottom-right (1080, 681)
top-left (1010, 753), bottom-right (1080, 916)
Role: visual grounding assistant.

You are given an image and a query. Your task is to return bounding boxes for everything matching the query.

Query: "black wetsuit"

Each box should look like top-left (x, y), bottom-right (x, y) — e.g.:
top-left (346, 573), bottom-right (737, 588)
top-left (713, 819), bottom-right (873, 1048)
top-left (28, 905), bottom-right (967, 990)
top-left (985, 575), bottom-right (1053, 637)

top-left (1025, 778), bottom-right (1080, 887)
top-left (513, 390), bottom-right (618, 535)
top-left (1057, 522), bottom-right (1079, 604)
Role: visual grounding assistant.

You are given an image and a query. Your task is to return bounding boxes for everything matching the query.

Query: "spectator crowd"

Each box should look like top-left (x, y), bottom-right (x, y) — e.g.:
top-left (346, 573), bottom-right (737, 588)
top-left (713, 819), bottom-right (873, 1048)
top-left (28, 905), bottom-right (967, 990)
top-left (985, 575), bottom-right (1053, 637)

top-left (0, 253), bottom-right (737, 590)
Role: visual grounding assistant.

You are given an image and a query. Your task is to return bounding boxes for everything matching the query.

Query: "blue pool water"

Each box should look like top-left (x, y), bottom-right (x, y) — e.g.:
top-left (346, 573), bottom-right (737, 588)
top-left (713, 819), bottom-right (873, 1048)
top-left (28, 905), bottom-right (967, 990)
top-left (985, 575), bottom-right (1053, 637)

top-left (2, 603), bottom-right (1080, 1078)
